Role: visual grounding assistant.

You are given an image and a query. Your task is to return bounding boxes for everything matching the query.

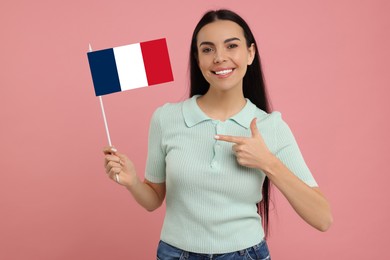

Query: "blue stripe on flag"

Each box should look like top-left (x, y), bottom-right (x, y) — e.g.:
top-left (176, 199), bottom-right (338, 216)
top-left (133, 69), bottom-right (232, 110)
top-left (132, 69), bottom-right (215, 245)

top-left (87, 49), bottom-right (121, 96)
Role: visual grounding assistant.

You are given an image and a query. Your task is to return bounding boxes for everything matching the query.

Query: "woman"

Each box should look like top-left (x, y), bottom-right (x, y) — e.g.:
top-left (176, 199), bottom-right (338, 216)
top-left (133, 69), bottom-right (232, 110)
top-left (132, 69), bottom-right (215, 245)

top-left (104, 9), bottom-right (333, 260)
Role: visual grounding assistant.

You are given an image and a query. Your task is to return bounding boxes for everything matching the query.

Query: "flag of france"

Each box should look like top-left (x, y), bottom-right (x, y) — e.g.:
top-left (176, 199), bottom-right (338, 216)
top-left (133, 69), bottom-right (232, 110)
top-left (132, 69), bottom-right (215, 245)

top-left (87, 38), bottom-right (173, 96)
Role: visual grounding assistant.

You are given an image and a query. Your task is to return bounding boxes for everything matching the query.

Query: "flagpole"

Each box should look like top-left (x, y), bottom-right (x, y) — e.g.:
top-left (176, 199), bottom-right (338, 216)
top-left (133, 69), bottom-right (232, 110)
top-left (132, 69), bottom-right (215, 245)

top-left (98, 96), bottom-right (112, 146)
top-left (89, 43), bottom-right (112, 147)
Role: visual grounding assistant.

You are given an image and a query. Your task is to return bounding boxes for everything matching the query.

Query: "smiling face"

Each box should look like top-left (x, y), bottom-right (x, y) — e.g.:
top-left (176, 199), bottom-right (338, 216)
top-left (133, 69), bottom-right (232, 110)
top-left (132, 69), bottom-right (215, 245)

top-left (196, 20), bottom-right (255, 94)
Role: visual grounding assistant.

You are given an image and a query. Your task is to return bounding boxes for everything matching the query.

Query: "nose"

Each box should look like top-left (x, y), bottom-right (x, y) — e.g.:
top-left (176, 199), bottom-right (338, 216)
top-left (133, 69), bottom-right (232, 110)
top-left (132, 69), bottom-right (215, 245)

top-left (213, 49), bottom-right (227, 63)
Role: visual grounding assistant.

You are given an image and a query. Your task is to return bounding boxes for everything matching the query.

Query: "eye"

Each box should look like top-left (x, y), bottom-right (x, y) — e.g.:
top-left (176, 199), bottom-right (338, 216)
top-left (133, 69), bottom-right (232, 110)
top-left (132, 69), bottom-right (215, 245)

top-left (227, 43), bottom-right (238, 49)
top-left (201, 47), bottom-right (213, 53)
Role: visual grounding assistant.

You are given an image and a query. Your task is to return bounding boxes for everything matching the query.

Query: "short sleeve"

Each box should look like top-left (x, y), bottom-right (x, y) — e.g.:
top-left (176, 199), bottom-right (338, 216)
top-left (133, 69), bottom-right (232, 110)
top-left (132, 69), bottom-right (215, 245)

top-left (272, 113), bottom-right (318, 187)
top-left (145, 107), bottom-right (166, 183)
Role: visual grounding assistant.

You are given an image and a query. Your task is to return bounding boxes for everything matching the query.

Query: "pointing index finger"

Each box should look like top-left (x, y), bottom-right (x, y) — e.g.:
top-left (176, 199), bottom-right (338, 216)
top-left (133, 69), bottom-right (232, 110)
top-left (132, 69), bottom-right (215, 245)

top-left (215, 134), bottom-right (244, 144)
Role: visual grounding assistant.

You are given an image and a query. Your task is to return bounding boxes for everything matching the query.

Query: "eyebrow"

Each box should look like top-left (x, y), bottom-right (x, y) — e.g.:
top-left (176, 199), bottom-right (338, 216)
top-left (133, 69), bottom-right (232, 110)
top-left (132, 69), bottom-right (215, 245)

top-left (199, 37), bottom-right (241, 47)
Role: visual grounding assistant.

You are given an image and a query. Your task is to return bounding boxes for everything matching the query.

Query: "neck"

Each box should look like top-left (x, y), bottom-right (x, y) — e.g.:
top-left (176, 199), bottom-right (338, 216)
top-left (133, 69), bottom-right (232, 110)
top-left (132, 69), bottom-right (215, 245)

top-left (197, 88), bottom-right (246, 121)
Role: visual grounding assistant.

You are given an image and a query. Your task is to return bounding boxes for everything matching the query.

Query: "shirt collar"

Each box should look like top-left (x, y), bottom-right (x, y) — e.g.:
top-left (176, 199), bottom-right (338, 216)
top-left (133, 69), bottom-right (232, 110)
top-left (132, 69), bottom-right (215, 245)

top-left (182, 95), bottom-right (257, 129)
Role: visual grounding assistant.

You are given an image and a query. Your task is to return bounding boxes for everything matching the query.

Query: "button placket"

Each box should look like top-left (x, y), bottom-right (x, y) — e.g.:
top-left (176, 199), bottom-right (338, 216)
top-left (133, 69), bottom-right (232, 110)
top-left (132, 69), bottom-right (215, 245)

top-left (210, 121), bottom-right (224, 170)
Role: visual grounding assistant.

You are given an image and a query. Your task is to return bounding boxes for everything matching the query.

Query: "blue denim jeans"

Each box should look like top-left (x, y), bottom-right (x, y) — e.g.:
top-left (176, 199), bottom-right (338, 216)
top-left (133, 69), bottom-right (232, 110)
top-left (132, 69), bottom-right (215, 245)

top-left (157, 240), bottom-right (271, 260)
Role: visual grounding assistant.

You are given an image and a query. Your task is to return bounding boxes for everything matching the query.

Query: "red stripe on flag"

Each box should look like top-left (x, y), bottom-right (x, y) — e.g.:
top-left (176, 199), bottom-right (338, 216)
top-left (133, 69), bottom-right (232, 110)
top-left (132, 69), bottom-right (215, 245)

top-left (140, 38), bottom-right (174, 86)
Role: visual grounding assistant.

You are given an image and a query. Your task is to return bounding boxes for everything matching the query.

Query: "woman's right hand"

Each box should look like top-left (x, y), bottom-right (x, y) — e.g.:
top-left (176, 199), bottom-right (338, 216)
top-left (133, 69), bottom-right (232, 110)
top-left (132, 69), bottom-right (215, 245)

top-left (103, 146), bottom-right (166, 211)
top-left (103, 146), bottom-right (138, 188)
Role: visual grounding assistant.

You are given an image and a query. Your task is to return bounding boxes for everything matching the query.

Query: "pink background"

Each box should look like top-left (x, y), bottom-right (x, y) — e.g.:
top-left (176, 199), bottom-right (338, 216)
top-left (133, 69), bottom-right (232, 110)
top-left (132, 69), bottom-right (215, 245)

top-left (1, 0), bottom-right (389, 259)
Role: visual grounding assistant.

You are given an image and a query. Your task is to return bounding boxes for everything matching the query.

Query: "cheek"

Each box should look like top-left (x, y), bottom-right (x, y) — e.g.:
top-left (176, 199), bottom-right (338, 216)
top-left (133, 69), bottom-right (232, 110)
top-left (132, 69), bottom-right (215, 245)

top-left (230, 52), bottom-right (245, 65)
top-left (198, 59), bottom-right (210, 72)
top-left (235, 50), bottom-right (251, 65)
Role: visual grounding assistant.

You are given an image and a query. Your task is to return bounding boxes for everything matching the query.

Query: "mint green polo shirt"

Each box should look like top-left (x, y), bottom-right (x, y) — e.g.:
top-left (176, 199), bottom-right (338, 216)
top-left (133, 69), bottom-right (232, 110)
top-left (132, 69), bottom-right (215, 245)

top-left (145, 95), bottom-right (318, 254)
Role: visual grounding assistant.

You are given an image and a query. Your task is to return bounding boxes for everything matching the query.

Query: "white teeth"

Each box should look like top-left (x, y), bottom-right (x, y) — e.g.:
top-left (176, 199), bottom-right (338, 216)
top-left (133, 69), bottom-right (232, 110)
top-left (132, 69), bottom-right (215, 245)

top-left (215, 69), bottom-right (233, 75)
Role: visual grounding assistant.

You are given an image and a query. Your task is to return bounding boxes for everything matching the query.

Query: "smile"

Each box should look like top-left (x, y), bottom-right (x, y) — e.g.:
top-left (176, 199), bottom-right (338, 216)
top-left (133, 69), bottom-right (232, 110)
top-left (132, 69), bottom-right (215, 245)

top-left (213, 69), bottom-right (234, 75)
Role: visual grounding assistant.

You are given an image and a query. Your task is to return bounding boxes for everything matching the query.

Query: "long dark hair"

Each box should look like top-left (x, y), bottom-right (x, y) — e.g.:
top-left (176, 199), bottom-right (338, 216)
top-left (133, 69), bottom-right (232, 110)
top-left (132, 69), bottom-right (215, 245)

top-left (189, 9), bottom-right (272, 237)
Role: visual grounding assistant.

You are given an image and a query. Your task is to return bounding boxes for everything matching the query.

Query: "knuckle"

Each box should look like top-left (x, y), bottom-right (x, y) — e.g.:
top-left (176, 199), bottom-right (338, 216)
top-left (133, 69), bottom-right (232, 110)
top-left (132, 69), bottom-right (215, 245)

top-left (237, 158), bottom-right (244, 164)
top-left (236, 145), bottom-right (244, 152)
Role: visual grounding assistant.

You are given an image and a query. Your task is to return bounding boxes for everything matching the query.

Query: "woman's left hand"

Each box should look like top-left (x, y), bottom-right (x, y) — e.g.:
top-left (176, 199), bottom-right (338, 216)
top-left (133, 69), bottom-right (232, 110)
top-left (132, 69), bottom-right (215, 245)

top-left (217, 118), bottom-right (333, 231)
top-left (215, 118), bottom-right (275, 171)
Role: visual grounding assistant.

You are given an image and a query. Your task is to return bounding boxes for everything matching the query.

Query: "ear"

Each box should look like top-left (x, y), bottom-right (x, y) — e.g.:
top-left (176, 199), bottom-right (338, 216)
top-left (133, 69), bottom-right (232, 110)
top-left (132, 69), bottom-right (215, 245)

top-left (247, 43), bottom-right (256, 65)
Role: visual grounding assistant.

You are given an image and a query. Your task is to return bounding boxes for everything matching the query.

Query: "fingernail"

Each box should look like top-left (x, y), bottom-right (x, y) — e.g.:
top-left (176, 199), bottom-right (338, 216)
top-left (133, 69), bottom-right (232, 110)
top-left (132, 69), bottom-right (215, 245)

top-left (111, 147), bottom-right (117, 152)
top-left (214, 135), bottom-right (220, 140)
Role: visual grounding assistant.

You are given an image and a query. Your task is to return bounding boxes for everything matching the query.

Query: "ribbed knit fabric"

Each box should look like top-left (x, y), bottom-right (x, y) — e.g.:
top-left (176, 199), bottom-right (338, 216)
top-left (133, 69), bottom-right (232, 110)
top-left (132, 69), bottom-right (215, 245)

top-left (145, 95), bottom-right (318, 254)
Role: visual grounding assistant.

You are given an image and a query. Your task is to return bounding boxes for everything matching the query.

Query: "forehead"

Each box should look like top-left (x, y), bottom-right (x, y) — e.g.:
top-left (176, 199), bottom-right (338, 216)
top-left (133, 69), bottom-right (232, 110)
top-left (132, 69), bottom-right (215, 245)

top-left (197, 20), bottom-right (245, 44)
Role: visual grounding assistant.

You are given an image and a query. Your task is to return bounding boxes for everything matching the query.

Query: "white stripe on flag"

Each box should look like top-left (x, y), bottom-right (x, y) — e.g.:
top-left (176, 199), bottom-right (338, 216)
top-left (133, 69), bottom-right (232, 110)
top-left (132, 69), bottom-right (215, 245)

top-left (113, 43), bottom-right (148, 91)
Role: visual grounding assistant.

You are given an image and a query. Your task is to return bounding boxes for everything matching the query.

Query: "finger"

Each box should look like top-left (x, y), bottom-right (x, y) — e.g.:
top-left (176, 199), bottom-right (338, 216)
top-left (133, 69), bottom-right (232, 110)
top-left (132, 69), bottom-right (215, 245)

top-left (233, 144), bottom-right (247, 153)
top-left (105, 154), bottom-right (121, 164)
top-left (105, 154), bottom-right (121, 161)
top-left (109, 167), bottom-right (121, 177)
top-left (106, 160), bottom-right (121, 171)
top-left (115, 152), bottom-right (129, 166)
top-left (250, 118), bottom-right (260, 138)
top-left (104, 156), bottom-right (122, 172)
top-left (215, 134), bottom-right (245, 144)
top-left (109, 171), bottom-right (121, 183)
top-left (232, 144), bottom-right (240, 154)
top-left (103, 146), bottom-right (118, 155)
